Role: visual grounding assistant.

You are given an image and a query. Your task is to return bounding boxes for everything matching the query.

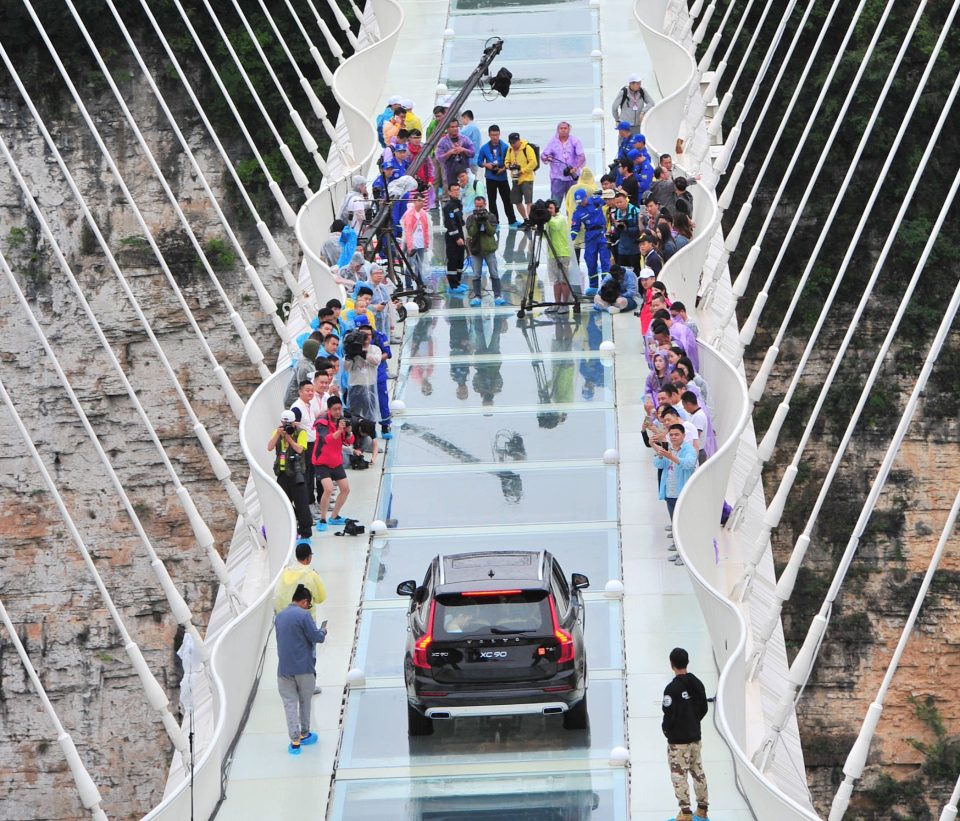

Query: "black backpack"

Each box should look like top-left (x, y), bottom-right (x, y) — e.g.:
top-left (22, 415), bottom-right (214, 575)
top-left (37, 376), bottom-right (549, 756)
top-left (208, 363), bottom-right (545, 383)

top-left (525, 142), bottom-right (541, 171)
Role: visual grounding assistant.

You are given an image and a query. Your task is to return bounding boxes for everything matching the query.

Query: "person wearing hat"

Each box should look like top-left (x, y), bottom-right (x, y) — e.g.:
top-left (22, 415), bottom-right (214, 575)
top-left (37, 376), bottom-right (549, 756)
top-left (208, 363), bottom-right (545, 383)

top-left (611, 73), bottom-right (655, 133)
top-left (284, 335), bottom-right (322, 407)
top-left (570, 191), bottom-right (610, 296)
top-left (614, 121), bottom-right (635, 167)
top-left (376, 95), bottom-right (404, 147)
top-left (401, 98), bottom-right (423, 133)
top-left (628, 149), bottom-right (654, 201)
top-left (339, 175), bottom-right (369, 231)
top-left (268, 409), bottom-right (312, 542)
top-left (505, 132), bottom-right (538, 228)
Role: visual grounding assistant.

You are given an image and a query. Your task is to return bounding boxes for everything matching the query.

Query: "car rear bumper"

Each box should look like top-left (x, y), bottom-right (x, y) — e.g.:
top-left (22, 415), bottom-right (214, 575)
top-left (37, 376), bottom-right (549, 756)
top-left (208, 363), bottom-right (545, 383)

top-left (424, 701), bottom-right (570, 719)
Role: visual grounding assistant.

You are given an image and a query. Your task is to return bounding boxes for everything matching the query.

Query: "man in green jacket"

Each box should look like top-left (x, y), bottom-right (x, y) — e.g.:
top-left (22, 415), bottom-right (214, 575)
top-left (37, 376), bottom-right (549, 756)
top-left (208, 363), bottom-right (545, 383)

top-left (465, 196), bottom-right (504, 306)
top-left (544, 199), bottom-right (573, 314)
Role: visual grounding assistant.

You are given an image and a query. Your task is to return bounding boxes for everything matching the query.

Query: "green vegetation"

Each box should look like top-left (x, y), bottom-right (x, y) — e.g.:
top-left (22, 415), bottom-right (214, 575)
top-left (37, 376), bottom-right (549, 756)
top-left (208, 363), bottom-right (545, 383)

top-left (7, 226), bottom-right (27, 249)
top-left (202, 236), bottom-right (237, 271)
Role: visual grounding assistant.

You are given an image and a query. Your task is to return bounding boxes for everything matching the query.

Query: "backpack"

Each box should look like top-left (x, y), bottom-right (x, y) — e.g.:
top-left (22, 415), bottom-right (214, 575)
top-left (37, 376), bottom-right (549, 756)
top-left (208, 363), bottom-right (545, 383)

top-left (526, 142), bottom-right (541, 171)
top-left (311, 417), bottom-right (332, 467)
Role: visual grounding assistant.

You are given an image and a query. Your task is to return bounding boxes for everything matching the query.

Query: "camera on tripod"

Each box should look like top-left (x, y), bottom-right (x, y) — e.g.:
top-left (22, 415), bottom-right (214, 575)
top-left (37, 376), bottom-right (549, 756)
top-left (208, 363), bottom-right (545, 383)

top-left (528, 199), bottom-right (552, 230)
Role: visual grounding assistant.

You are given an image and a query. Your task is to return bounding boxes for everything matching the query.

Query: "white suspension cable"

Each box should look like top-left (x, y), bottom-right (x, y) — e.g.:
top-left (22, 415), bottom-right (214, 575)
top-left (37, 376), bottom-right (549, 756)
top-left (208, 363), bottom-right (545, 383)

top-left (0, 373), bottom-right (194, 769)
top-left (37, 0), bottom-right (297, 366)
top-left (753, 161), bottom-right (960, 773)
top-left (943, 776), bottom-right (960, 821)
top-left (321, 0), bottom-right (361, 50)
top-left (6, 13), bottom-right (272, 384)
top-left (730, 0), bottom-right (887, 363)
top-left (830, 484), bottom-right (960, 819)
top-left (282, 0), bottom-right (336, 87)
top-left (304, 0), bottom-right (347, 62)
top-left (159, 0), bottom-right (314, 202)
top-left (1, 36), bottom-right (264, 573)
top-left (0, 594), bottom-right (107, 821)
top-left (183, 0), bottom-right (316, 196)
top-left (126, 1), bottom-right (298, 234)
top-left (728, 0), bottom-right (957, 545)
top-left (701, 0), bottom-right (855, 311)
top-left (0, 239), bottom-right (209, 665)
top-left (252, 0), bottom-right (343, 150)
top-left (743, 62), bottom-right (960, 670)
top-left (683, 0), bottom-right (738, 129)
top-left (223, 0), bottom-right (329, 175)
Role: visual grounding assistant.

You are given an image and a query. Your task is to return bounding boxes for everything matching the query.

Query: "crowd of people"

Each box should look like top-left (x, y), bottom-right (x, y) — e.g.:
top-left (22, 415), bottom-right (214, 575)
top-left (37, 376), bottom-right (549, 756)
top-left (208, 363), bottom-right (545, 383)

top-left (269, 75), bottom-right (715, 815)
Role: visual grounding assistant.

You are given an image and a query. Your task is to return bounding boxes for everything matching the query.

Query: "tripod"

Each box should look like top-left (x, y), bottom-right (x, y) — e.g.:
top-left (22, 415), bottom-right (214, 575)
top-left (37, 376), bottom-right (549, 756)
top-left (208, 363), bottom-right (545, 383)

top-left (517, 219), bottom-right (580, 319)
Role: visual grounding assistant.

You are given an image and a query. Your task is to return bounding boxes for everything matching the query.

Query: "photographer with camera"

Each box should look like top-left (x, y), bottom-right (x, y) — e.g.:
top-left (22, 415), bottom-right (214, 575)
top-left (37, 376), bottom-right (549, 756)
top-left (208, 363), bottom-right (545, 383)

top-left (505, 132), bottom-right (537, 228)
top-left (543, 199), bottom-right (574, 314)
top-left (541, 121), bottom-right (585, 204)
top-left (477, 125), bottom-right (518, 227)
top-left (268, 409), bottom-right (313, 542)
top-left (436, 121), bottom-right (476, 200)
top-left (342, 322), bottom-right (382, 423)
top-left (593, 263), bottom-right (638, 314)
top-left (465, 196), bottom-right (505, 307)
top-left (311, 396), bottom-right (355, 531)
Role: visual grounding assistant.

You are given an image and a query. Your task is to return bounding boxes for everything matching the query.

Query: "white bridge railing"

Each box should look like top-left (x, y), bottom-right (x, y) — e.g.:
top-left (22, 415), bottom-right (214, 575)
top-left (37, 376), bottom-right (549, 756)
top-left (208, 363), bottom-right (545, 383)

top-left (143, 1), bottom-right (404, 817)
top-left (634, 1), bottom-right (819, 817)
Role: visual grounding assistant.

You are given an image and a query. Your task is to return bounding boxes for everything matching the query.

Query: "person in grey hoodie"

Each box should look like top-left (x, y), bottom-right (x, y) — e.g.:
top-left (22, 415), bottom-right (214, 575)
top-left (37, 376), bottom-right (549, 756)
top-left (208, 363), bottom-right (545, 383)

top-left (611, 73), bottom-right (655, 133)
top-left (275, 584), bottom-right (328, 755)
top-left (284, 336), bottom-right (322, 407)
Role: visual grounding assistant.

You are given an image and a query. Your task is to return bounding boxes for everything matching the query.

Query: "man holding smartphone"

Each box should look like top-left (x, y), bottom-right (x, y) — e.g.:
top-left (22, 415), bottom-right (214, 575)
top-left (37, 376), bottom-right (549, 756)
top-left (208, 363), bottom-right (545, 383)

top-left (275, 584), bottom-right (328, 755)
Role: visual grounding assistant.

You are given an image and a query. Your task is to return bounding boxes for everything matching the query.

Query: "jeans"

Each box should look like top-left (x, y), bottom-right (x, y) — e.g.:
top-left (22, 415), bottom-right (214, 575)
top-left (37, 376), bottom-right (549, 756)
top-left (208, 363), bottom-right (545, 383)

top-left (407, 247), bottom-right (427, 288)
top-left (278, 672), bottom-right (315, 742)
top-left (471, 252), bottom-right (501, 298)
top-left (666, 496), bottom-right (677, 521)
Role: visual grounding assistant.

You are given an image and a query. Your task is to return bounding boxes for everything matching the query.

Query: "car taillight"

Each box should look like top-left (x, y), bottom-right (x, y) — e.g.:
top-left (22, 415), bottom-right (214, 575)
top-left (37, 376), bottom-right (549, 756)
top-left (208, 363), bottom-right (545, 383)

top-left (413, 600), bottom-right (436, 669)
top-left (548, 596), bottom-right (575, 664)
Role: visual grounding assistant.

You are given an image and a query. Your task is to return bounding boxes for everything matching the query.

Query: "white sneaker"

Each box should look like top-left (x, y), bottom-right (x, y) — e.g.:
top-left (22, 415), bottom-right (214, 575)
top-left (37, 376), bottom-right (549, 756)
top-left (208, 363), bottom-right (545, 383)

top-left (664, 525), bottom-right (673, 532)
top-left (667, 542), bottom-right (677, 552)
top-left (607, 305), bottom-right (620, 314)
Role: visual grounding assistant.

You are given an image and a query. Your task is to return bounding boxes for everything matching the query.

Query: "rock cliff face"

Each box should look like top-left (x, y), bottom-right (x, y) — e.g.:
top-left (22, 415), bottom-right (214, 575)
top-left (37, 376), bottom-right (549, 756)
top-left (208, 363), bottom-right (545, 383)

top-left (0, 70), bottom-right (297, 819)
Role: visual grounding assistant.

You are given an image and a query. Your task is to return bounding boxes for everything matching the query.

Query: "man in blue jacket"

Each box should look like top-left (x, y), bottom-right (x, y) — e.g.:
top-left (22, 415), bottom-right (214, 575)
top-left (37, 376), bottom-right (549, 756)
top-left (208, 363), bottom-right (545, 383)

top-left (275, 584), bottom-right (328, 755)
top-left (477, 125), bottom-right (518, 226)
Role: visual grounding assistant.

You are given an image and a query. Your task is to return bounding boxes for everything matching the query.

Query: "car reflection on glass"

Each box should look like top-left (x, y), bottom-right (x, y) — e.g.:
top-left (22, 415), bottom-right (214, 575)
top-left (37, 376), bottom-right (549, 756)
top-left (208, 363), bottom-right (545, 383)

top-left (397, 550), bottom-right (589, 736)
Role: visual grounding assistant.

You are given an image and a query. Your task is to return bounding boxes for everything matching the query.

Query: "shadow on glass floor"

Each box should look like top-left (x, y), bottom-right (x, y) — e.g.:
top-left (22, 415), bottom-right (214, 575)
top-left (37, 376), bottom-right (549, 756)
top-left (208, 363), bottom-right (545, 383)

top-left (329, 768), bottom-right (628, 820)
top-left (338, 679), bottom-right (624, 770)
top-left (365, 528), bottom-right (621, 601)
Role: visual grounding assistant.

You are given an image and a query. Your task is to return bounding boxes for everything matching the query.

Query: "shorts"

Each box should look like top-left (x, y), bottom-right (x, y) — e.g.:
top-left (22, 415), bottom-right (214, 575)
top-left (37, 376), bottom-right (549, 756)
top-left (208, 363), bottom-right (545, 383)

top-left (315, 463), bottom-right (347, 482)
top-left (510, 180), bottom-right (533, 205)
top-left (547, 255), bottom-right (571, 284)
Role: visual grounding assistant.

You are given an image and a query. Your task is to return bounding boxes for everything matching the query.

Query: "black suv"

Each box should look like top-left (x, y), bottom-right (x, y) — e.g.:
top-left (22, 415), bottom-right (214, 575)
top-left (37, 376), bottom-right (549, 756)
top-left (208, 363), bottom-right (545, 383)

top-left (397, 550), bottom-right (589, 736)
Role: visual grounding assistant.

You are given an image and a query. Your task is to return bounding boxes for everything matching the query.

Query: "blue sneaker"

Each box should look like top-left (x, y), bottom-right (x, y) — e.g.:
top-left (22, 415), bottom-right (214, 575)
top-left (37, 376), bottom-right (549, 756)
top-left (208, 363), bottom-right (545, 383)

top-left (316, 520), bottom-right (327, 532)
top-left (455, 283), bottom-right (469, 293)
top-left (592, 302), bottom-right (604, 311)
top-left (382, 431), bottom-right (393, 440)
top-left (494, 297), bottom-right (506, 306)
top-left (470, 298), bottom-right (482, 307)
top-left (508, 221), bottom-right (523, 229)
top-left (299, 732), bottom-right (318, 746)
top-left (288, 742), bottom-right (301, 756)
top-left (329, 516), bottom-right (347, 526)
top-left (585, 287), bottom-right (598, 297)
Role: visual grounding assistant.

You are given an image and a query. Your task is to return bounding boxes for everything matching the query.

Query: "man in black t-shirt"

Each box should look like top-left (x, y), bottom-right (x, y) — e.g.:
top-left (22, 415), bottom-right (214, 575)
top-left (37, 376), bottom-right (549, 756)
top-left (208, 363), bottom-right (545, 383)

top-left (662, 647), bottom-right (709, 820)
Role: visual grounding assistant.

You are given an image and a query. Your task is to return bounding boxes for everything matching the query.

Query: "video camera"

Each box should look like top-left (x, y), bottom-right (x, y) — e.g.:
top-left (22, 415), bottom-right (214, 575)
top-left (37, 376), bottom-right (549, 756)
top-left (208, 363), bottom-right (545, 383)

top-left (342, 330), bottom-right (366, 360)
top-left (528, 199), bottom-right (552, 230)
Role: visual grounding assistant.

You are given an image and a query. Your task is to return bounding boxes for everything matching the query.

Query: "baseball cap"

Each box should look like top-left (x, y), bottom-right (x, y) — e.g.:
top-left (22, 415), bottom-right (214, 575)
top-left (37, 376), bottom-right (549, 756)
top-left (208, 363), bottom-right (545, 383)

top-left (280, 410), bottom-right (297, 423)
top-left (508, 132), bottom-right (521, 142)
top-left (627, 73), bottom-right (642, 84)
top-left (402, 98), bottom-right (414, 109)
top-left (616, 120), bottom-right (632, 131)
top-left (353, 315), bottom-right (370, 327)
top-left (387, 95), bottom-right (402, 105)
top-left (639, 269), bottom-right (657, 280)
top-left (394, 143), bottom-right (409, 152)
top-left (631, 133), bottom-right (647, 144)
top-left (574, 189), bottom-right (588, 202)
top-left (627, 149), bottom-right (642, 162)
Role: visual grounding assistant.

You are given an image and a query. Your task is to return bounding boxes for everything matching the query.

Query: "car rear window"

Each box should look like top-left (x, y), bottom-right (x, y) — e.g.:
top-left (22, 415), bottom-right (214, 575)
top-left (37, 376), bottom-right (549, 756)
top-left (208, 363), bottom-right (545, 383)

top-left (434, 590), bottom-right (551, 639)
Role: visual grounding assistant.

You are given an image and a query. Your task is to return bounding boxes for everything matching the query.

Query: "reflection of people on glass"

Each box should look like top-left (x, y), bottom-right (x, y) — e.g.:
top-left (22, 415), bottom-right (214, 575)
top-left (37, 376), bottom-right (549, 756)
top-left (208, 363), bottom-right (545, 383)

top-left (579, 311), bottom-right (606, 400)
top-left (445, 605), bottom-right (484, 634)
top-left (447, 309), bottom-right (471, 400)
top-left (538, 318), bottom-right (574, 429)
top-left (470, 314), bottom-right (506, 406)
top-left (408, 315), bottom-right (436, 396)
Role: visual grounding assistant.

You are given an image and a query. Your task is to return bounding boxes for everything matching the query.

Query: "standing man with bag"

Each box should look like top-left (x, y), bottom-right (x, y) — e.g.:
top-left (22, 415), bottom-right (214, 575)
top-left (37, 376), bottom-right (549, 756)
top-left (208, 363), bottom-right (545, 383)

top-left (477, 125), bottom-right (518, 227)
top-left (268, 410), bottom-right (312, 544)
top-left (611, 73), bottom-right (655, 134)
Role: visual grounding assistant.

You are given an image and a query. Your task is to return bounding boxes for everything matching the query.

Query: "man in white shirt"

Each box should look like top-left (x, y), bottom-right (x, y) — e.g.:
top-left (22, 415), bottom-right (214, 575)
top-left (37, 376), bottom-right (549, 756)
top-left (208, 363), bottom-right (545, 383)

top-left (290, 379), bottom-right (318, 516)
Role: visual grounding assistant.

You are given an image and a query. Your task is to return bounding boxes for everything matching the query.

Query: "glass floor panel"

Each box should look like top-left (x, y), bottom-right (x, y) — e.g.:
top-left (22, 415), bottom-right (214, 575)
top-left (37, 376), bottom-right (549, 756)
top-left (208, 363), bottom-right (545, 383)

top-left (452, 0), bottom-right (587, 10)
top-left (402, 313), bottom-right (611, 358)
top-left (364, 528), bottom-right (620, 601)
top-left (395, 358), bottom-right (614, 409)
top-left (447, 35), bottom-right (597, 65)
top-left (329, 768), bottom-right (628, 820)
top-left (387, 409), bottom-right (616, 468)
top-left (355, 600), bottom-right (623, 679)
top-left (338, 679), bottom-right (625, 769)
top-left (443, 60), bottom-right (600, 92)
top-left (379, 466), bottom-right (617, 528)
top-left (450, 7), bottom-right (595, 36)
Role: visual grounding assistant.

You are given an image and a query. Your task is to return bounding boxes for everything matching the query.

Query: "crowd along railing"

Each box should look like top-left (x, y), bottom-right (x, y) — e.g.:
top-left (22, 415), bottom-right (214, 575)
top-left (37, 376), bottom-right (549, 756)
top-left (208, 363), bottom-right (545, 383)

top-left (143, 0), bottom-right (405, 817)
top-left (634, 1), bottom-right (820, 817)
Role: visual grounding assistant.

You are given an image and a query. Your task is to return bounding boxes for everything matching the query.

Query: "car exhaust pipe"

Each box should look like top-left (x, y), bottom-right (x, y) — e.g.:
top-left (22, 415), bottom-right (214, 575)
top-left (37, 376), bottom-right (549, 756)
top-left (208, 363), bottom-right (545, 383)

top-left (542, 706), bottom-right (564, 715)
top-left (431, 711), bottom-right (451, 720)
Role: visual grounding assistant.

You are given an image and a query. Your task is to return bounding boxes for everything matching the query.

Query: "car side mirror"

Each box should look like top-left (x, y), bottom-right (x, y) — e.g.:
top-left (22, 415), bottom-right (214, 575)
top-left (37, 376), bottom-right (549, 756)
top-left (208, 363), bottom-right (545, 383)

top-left (571, 573), bottom-right (590, 590)
top-left (396, 579), bottom-right (417, 597)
